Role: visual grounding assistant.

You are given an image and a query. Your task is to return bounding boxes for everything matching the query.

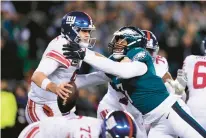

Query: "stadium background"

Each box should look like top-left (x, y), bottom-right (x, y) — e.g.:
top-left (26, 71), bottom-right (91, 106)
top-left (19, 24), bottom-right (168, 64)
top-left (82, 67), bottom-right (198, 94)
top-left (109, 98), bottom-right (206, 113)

top-left (1, 1), bottom-right (206, 137)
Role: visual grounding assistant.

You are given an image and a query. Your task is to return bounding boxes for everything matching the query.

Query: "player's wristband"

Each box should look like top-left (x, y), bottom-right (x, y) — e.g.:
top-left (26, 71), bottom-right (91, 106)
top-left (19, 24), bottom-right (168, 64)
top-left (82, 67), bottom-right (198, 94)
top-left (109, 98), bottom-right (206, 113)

top-left (41, 78), bottom-right (51, 90)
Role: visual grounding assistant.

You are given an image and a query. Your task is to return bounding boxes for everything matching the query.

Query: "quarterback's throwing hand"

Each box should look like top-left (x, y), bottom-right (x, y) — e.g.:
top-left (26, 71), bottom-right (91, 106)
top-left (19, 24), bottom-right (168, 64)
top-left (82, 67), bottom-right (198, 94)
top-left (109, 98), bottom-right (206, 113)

top-left (55, 82), bottom-right (73, 100)
top-left (62, 41), bottom-right (85, 60)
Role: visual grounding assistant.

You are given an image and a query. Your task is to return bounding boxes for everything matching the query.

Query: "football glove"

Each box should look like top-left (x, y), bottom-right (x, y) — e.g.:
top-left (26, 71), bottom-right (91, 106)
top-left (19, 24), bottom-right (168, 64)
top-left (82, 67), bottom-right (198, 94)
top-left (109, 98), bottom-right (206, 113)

top-left (166, 69), bottom-right (187, 95)
top-left (166, 79), bottom-right (185, 95)
top-left (62, 41), bottom-right (85, 60)
top-left (176, 69), bottom-right (187, 89)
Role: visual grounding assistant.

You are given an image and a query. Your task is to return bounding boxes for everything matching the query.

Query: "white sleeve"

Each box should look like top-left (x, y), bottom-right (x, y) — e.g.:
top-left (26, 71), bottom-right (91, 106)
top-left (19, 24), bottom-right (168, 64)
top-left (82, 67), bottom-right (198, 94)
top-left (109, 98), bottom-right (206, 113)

top-left (83, 49), bottom-right (148, 79)
top-left (75, 71), bottom-right (111, 89)
top-left (35, 58), bottom-right (60, 76)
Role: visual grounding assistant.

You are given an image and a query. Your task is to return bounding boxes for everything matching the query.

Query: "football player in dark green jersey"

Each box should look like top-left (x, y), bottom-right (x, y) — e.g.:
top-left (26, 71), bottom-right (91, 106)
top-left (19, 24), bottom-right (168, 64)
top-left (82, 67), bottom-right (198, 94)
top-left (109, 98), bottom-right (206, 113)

top-left (63, 26), bottom-right (206, 138)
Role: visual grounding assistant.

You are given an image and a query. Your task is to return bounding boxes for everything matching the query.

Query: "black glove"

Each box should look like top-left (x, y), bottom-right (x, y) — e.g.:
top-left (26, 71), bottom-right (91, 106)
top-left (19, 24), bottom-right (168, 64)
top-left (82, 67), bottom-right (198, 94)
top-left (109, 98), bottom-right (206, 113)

top-left (62, 41), bottom-right (85, 60)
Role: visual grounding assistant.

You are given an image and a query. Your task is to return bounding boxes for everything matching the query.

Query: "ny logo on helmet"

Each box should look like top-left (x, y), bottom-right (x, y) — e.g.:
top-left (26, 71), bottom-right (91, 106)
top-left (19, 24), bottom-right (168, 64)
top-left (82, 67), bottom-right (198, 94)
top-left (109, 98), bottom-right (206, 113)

top-left (66, 16), bottom-right (76, 26)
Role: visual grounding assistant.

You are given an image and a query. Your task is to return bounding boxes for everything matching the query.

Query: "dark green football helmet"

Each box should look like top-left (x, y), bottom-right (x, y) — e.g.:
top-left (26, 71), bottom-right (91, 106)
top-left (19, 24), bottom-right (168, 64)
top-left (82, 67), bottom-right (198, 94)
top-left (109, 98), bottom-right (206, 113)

top-left (108, 26), bottom-right (147, 59)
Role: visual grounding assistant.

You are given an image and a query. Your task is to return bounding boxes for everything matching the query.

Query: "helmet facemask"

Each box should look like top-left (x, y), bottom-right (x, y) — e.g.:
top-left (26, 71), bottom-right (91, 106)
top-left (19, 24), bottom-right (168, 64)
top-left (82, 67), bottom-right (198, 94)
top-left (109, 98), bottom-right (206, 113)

top-left (73, 26), bottom-right (96, 48)
top-left (108, 35), bottom-right (128, 59)
top-left (108, 27), bottom-right (146, 60)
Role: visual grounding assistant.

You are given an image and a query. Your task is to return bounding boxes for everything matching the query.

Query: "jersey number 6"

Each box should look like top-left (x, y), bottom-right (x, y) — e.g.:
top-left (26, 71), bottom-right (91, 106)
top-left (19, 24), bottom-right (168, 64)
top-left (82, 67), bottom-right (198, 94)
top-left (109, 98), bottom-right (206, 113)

top-left (193, 61), bottom-right (206, 89)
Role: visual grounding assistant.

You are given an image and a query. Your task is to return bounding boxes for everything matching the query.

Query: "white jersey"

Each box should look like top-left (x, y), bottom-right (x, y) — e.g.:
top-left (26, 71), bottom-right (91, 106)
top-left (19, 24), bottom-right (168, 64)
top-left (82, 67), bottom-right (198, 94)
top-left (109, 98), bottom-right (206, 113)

top-left (153, 55), bottom-right (169, 78)
top-left (18, 116), bottom-right (102, 138)
top-left (29, 35), bottom-right (80, 103)
top-left (183, 55), bottom-right (206, 129)
top-left (183, 55), bottom-right (206, 98)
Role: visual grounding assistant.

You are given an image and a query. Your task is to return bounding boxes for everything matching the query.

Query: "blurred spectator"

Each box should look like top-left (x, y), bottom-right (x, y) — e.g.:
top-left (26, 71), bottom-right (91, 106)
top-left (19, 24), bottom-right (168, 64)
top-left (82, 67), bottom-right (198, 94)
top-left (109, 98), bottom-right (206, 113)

top-left (14, 82), bottom-right (28, 108)
top-left (1, 29), bottom-right (24, 80)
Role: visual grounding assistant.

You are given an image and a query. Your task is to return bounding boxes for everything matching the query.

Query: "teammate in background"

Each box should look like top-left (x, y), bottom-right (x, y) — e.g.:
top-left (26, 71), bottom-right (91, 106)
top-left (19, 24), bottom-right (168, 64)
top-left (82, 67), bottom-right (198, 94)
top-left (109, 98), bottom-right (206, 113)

top-left (142, 30), bottom-right (186, 100)
top-left (63, 26), bottom-right (206, 138)
top-left (177, 38), bottom-right (206, 129)
top-left (25, 11), bottom-right (97, 123)
top-left (18, 111), bottom-right (138, 138)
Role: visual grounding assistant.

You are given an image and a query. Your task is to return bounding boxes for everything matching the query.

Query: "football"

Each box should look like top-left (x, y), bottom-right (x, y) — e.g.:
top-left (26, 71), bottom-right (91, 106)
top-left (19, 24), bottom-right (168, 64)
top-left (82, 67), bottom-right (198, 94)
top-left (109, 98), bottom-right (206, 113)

top-left (57, 81), bottom-right (78, 113)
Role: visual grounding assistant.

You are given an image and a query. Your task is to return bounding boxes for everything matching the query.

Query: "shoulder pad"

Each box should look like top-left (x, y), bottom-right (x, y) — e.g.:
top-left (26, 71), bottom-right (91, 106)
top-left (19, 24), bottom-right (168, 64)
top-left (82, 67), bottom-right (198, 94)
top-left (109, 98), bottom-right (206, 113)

top-left (43, 36), bottom-right (71, 68)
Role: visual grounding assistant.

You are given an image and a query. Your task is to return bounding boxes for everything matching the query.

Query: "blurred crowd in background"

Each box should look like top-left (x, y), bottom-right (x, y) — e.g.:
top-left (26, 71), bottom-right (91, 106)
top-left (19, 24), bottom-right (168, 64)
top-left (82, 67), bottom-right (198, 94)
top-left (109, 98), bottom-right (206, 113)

top-left (1, 1), bottom-right (206, 137)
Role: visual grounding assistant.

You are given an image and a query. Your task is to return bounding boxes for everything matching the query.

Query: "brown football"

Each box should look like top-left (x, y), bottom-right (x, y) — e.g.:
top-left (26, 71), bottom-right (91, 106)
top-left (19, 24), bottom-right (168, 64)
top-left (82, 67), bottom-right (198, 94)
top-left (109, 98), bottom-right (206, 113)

top-left (57, 81), bottom-right (78, 113)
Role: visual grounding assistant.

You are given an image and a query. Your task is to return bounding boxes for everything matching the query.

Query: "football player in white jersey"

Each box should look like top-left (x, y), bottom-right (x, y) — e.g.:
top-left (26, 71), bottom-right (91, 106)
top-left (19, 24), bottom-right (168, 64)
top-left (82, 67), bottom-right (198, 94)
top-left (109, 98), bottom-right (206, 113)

top-left (25, 11), bottom-right (97, 123)
top-left (177, 38), bottom-right (206, 129)
top-left (19, 111), bottom-right (138, 138)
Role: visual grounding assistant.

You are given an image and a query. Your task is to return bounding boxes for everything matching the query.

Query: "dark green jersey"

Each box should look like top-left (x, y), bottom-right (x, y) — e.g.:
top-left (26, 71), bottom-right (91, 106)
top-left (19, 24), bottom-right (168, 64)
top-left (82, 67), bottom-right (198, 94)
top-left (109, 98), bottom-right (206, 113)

top-left (110, 48), bottom-right (169, 115)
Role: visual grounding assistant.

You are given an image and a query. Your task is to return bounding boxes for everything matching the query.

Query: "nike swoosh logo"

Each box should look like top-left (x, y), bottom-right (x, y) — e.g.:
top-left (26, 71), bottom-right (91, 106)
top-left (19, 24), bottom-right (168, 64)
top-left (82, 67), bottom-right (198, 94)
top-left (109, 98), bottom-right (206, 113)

top-left (166, 113), bottom-right (170, 119)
